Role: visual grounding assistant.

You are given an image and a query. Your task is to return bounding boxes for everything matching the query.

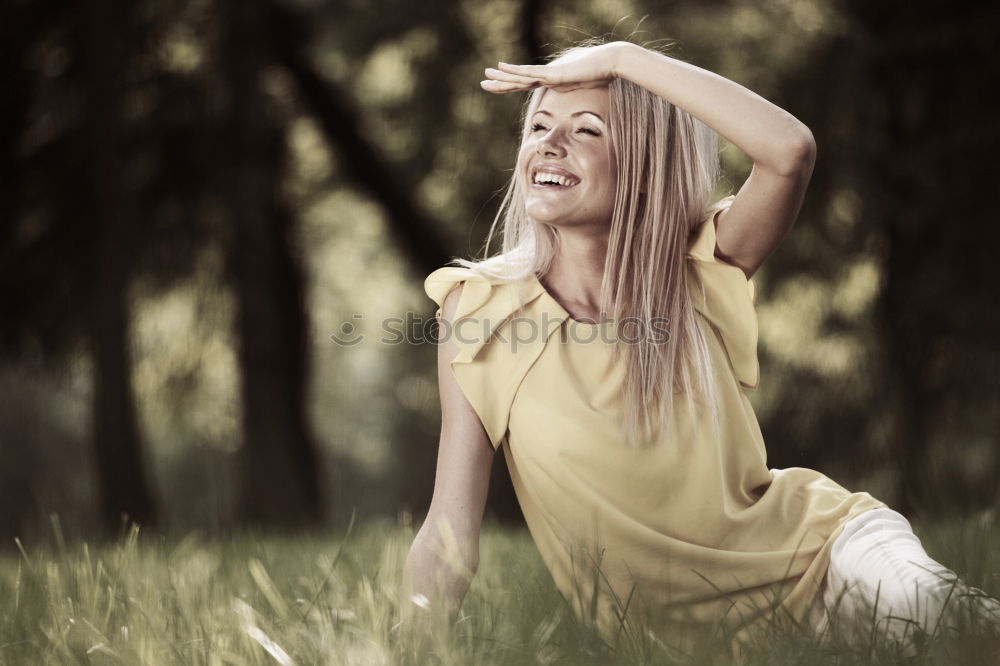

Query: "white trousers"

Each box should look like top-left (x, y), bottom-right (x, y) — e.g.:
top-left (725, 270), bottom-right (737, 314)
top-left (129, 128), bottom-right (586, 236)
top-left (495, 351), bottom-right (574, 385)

top-left (811, 507), bottom-right (1000, 649)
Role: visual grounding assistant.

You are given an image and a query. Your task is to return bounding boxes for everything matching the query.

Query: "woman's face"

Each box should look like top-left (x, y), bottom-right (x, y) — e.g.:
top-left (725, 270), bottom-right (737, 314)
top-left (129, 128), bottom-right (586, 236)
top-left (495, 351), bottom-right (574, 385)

top-left (517, 86), bottom-right (617, 230)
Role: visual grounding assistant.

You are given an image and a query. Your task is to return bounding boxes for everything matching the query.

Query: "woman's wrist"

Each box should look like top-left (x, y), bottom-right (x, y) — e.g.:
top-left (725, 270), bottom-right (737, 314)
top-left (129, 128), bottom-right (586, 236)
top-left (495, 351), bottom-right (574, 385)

top-left (610, 41), bottom-right (652, 81)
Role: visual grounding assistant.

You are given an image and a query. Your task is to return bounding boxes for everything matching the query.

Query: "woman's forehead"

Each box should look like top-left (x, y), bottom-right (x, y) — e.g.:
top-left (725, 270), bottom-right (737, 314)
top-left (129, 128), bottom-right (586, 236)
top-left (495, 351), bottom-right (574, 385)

top-left (534, 86), bottom-right (610, 119)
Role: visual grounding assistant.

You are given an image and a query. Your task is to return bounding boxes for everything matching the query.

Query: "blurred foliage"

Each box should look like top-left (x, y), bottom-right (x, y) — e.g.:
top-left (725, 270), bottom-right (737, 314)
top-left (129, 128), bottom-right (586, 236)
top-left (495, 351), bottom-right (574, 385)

top-left (1, 0), bottom-right (998, 537)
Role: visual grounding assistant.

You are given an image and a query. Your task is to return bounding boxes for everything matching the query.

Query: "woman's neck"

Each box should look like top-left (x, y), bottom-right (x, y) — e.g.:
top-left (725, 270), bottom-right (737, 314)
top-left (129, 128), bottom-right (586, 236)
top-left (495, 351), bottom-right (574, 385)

top-left (540, 232), bottom-right (609, 320)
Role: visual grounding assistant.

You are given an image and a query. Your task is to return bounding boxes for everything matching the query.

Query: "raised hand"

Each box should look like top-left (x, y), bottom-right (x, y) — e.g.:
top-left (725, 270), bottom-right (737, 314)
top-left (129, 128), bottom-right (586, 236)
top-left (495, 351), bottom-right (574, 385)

top-left (480, 42), bottom-right (633, 94)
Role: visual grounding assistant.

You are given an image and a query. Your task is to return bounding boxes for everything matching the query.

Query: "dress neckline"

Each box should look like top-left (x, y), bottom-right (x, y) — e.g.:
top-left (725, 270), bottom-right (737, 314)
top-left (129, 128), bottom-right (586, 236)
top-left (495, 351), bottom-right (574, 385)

top-left (530, 272), bottom-right (613, 329)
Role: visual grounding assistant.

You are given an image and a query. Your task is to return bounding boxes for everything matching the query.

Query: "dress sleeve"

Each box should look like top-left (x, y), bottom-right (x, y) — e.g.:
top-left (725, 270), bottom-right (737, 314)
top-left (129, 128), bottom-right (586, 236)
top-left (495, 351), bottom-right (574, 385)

top-left (686, 195), bottom-right (761, 390)
top-left (424, 266), bottom-right (519, 449)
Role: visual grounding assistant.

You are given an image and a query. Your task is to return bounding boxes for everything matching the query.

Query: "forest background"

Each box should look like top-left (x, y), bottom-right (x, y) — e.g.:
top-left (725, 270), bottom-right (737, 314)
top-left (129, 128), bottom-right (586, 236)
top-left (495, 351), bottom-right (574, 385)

top-left (2, 0), bottom-right (998, 545)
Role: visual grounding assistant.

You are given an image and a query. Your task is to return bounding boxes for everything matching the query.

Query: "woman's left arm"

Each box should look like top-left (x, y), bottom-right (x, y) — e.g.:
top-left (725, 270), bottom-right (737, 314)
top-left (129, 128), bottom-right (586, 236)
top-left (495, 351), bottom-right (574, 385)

top-left (486, 42), bottom-right (816, 279)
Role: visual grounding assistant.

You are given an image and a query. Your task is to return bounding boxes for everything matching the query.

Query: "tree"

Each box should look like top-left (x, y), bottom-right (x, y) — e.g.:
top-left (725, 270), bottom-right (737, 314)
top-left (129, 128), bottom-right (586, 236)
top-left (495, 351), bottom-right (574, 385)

top-left (81, 0), bottom-right (157, 532)
top-left (226, 0), bottom-right (322, 527)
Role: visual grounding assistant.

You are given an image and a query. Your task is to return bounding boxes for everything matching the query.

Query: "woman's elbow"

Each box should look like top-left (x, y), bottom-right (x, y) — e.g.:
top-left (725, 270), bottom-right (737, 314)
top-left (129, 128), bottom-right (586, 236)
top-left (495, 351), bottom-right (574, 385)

top-left (776, 126), bottom-right (817, 177)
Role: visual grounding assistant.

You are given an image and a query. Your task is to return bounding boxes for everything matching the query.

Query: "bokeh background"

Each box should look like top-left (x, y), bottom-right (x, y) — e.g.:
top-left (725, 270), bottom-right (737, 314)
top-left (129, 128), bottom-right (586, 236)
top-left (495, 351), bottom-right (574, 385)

top-left (2, 0), bottom-right (998, 544)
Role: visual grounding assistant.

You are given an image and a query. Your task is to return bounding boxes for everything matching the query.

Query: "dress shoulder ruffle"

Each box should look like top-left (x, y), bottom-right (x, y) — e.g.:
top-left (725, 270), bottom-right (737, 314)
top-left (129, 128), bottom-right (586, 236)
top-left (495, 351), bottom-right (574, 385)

top-left (686, 195), bottom-right (760, 389)
top-left (424, 265), bottom-right (558, 449)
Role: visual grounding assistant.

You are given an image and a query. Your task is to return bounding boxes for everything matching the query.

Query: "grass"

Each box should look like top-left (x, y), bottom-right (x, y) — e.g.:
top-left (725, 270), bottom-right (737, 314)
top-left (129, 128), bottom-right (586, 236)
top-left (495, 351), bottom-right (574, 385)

top-left (0, 511), bottom-right (997, 665)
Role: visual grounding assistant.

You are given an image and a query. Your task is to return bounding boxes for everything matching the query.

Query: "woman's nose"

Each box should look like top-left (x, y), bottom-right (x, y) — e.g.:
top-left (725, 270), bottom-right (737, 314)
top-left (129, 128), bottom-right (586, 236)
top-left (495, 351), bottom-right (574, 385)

top-left (538, 129), bottom-right (567, 158)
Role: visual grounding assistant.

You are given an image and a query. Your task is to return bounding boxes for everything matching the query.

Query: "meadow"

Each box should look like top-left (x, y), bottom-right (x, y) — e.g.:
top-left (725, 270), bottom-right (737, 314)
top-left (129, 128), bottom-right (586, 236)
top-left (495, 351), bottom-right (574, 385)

top-left (1, 511), bottom-right (998, 665)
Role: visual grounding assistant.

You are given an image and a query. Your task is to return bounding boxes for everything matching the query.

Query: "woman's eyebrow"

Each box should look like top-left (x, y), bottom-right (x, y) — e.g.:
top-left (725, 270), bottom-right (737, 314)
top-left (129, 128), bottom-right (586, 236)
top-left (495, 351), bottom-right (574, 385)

top-left (533, 109), bottom-right (606, 122)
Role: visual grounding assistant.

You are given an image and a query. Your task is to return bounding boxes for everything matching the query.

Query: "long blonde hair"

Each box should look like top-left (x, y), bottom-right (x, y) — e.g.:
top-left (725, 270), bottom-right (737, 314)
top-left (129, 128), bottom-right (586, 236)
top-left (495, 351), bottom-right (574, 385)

top-left (452, 41), bottom-right (724, 446)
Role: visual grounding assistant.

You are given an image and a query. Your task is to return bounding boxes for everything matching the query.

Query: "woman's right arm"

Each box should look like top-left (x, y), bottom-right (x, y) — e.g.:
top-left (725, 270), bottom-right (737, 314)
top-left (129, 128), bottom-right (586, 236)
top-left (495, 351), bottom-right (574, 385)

top-left (398, 283), bottom-right (496, 635)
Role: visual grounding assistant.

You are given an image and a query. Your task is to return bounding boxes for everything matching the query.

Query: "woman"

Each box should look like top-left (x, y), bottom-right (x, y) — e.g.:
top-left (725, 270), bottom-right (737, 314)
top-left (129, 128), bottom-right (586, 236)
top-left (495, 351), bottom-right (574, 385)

top-left (398, 40), bottom-right (999, 656)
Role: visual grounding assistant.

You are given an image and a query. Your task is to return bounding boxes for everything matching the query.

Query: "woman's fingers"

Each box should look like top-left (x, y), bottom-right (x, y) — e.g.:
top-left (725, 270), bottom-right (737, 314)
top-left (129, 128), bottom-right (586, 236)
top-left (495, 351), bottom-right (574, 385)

top-left (480, 80), bottom-right (538, 94)
top-left (497, 62), bottom-right (547, 75)
top-left (482, 63), bottom-right (547, 94)
top-left (484, 67), bottom-right (538, 86)
top-left (481, 61), bottom-right (611, 94)
top-left (494, 61), bottom-right (612, 88)
top-left (496, 62), bottom-right (562, 85)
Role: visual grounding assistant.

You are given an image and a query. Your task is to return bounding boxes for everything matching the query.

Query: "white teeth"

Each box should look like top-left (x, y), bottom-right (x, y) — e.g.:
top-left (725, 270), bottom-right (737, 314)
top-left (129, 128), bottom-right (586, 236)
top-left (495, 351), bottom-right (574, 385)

top-left (533, 171), bottom-right (578, 186)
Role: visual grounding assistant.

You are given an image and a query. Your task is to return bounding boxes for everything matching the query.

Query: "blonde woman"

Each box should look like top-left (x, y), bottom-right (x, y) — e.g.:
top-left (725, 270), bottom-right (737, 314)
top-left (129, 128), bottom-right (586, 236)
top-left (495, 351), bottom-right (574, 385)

top-left (399, 40), bottom-right (1000, 656)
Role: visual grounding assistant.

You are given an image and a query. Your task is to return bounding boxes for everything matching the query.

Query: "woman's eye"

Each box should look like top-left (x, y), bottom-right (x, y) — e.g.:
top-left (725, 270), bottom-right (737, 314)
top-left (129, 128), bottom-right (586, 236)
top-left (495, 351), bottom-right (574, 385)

top-left (578, 127), bottom-right (601, 136)
top-left (531, 123), bottom-right (548, 132)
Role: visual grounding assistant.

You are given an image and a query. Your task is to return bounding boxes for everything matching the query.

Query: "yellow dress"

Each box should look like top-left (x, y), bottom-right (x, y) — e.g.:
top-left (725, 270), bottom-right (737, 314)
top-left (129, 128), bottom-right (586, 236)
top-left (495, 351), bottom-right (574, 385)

top-left (423, 196), bottom-right (886, 652)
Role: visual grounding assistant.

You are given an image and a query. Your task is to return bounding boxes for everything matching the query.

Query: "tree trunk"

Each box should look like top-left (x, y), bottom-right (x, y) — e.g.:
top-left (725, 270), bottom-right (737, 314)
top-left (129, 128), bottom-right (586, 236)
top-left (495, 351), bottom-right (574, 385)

top-left (844, 0), bottom-right (1000, 514)
top-left (226, 0), bottom-right (322, 528)
top-left (82, 0), bottom-right (156, 532)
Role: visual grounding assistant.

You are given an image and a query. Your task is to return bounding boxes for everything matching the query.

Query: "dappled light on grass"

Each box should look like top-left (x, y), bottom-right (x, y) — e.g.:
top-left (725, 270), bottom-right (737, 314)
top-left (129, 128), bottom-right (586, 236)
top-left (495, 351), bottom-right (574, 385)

top-left (0, 516), bottom-right (997, 665)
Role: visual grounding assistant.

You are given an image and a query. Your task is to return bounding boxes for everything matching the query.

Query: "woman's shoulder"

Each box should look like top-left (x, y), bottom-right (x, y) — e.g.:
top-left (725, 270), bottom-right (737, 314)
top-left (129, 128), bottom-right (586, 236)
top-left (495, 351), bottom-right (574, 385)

top-left (688, 195), bottom-right (737, 261)
top-left (424, 253), bottom-right (535, 314)
top-left (424, 265), bottom-right (505, 306)
top-left (686, 194), bottom-right (759, 390)
top-left (423, 256), bottom-right (552, 452)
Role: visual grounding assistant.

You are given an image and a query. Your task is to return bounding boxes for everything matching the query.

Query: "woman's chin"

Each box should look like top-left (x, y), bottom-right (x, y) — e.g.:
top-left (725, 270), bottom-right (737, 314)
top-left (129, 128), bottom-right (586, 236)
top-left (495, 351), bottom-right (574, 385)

top-left (525, 203), bottom-right (573, 227)
top-left (526, 208), bottom-right (608, 230)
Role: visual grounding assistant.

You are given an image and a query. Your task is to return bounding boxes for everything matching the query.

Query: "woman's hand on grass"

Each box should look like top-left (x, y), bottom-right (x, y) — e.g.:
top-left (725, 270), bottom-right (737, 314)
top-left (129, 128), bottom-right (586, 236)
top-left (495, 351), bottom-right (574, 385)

top-left (480, 41), bottom-right (635, 94)
top-left (393, 599), bottom-right (435, 665)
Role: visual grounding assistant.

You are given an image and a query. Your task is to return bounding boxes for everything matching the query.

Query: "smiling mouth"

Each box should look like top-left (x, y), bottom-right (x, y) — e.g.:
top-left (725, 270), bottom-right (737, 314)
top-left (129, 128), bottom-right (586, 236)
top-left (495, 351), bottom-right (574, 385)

top-left (531, 166), bottom-right (581, 188)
